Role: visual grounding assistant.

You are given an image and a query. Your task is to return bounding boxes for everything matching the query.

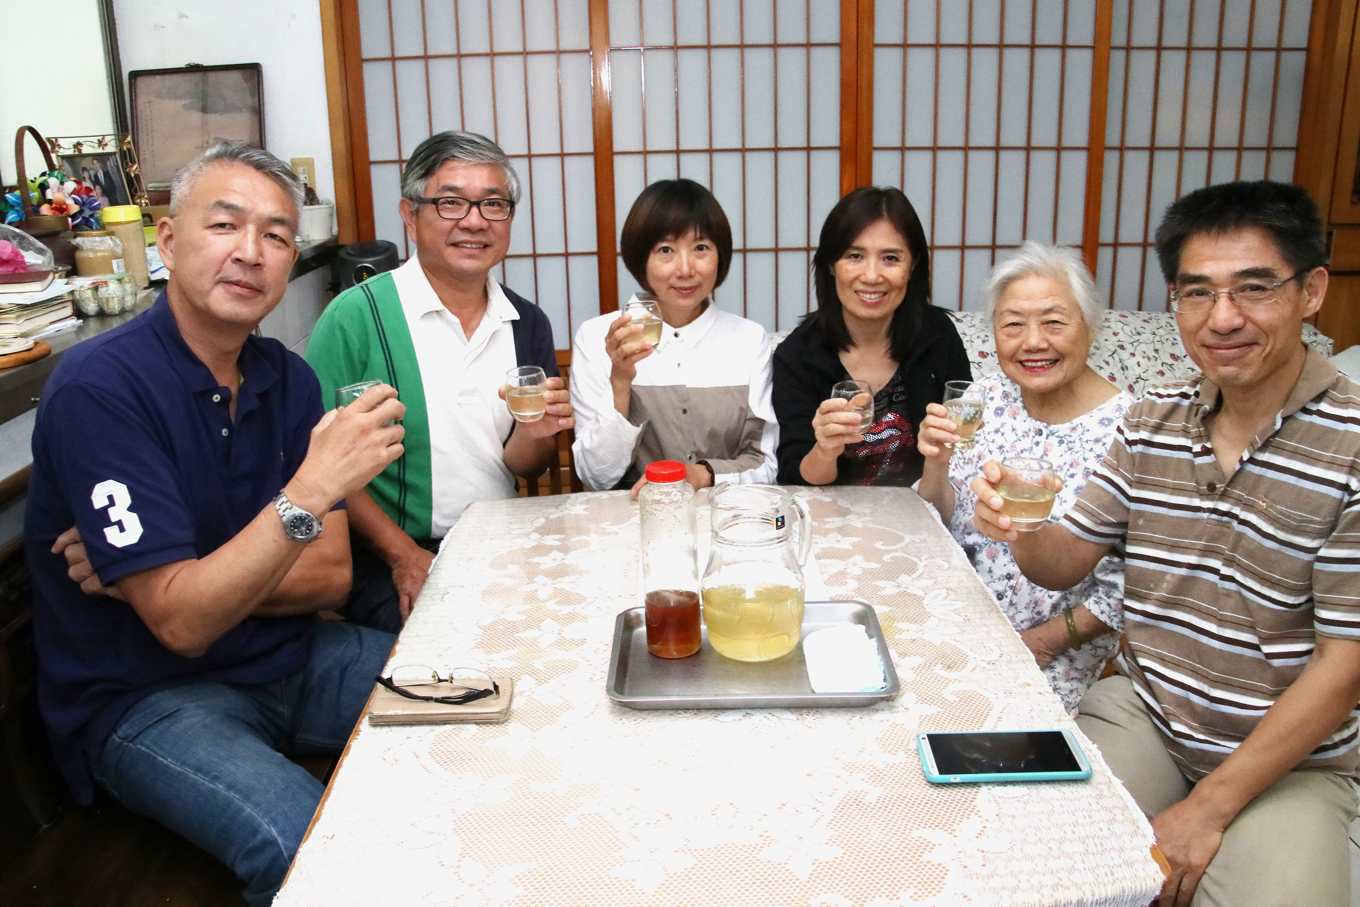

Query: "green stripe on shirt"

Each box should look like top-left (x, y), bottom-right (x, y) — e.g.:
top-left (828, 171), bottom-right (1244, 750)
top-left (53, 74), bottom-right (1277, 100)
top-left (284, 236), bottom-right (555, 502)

top-left (304, 273), bottom-right (435, 540)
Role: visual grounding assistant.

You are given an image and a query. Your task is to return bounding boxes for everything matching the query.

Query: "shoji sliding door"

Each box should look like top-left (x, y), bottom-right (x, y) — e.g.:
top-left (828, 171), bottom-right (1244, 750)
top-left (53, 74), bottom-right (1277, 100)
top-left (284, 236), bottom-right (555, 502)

top-left (1096, 0), bottom-right (1312, 311)
top-left (605, 0), bottom-right (842, 331)
top-left (333, 0), bottom-right (1317, 340)
top-left (354, 0), bottom-right (600, 347)
top-left (344, 0), bottom-right (847, 342)
top-left (869, 0), bottom-right (1311, 313)
top-left (871, 1), bottom-right (1101, 311)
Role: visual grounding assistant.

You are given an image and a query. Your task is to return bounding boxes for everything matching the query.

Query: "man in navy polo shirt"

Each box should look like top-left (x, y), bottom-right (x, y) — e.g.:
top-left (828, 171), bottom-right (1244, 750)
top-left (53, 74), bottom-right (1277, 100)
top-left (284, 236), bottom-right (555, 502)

top-left (25, 142), bottom-right (404, 905)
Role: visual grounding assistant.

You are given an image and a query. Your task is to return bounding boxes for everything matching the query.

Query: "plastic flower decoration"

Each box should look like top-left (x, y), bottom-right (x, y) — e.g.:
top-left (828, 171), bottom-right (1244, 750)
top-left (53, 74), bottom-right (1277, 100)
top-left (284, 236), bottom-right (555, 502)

top-left (69, 181), bottom-right (104, 230)
top-left (39, 176), bottom-right (80, 218)
top-left (0, 239), bottom-right (28, 274)
top-left (27, 170), bottom-right (67, 206)
top-left (2, 190), bottom-right (23, 225)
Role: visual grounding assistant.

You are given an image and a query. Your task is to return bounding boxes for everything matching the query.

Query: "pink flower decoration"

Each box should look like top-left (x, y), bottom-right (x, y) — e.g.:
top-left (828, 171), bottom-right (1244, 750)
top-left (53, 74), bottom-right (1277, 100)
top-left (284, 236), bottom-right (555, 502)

top-left (0, 239), bottom-right (29, 274)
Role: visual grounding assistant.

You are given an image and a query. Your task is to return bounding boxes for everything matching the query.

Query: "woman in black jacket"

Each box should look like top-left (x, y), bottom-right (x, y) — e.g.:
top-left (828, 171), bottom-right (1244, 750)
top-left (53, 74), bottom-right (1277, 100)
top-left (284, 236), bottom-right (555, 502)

top-left (773, 187), bottom-right (971, 486)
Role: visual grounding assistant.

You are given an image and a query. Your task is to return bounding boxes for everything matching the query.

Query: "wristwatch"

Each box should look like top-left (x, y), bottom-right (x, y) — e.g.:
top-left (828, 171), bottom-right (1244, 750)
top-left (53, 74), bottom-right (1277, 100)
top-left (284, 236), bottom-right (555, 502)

top-left (274, 492), bottom-right (323, 542)
top-left (696, 460), bottom-right (716, 485)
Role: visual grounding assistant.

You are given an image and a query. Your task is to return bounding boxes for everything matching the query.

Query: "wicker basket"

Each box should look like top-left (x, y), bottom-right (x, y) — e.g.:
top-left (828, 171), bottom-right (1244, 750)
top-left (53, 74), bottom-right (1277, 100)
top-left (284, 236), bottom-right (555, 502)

top-left (13, 125), bottom-right (74, 264)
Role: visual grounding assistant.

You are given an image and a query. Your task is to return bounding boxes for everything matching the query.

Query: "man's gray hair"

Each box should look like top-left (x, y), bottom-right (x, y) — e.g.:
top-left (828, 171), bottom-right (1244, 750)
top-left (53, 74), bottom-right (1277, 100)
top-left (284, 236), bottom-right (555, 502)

top-left (983, 241), bottom-right (1103, 334)
top-left (400, 131), bottom-right (521, 204)
top-left (169, 141), bottom-right (304, 216)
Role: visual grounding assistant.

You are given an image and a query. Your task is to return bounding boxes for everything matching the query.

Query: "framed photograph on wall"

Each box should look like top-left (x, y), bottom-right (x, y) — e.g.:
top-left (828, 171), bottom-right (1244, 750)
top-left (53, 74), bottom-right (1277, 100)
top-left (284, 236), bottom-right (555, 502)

top-left (50, 134), bottom-right (133, 207)
top-left (129, 63), bottom-right (264, 191)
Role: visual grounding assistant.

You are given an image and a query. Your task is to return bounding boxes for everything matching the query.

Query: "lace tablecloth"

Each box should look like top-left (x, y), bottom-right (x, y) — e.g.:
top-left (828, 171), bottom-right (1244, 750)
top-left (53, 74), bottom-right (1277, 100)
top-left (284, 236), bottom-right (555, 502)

top-left (277, 487), bottom-right (1161, 907)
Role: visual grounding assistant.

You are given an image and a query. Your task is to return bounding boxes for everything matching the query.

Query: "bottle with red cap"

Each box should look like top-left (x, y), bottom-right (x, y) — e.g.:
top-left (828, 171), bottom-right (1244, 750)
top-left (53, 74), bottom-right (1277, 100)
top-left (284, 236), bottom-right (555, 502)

top-left (638, 460), bottom-right (701, 658)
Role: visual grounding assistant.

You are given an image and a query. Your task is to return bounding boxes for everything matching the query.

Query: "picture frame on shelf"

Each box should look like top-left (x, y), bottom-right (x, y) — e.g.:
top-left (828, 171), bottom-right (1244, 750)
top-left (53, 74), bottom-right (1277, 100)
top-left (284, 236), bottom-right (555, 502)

top-left (49, 134), bottom-right (132, 207)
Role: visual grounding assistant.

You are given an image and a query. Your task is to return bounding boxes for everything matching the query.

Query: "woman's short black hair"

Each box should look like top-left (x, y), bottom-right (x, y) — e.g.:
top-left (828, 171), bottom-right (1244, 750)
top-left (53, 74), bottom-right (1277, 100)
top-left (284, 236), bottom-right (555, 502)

top-left (809, 186), bottom-right (932, 360)
top-left (620, 179), bottom-right (733, 292)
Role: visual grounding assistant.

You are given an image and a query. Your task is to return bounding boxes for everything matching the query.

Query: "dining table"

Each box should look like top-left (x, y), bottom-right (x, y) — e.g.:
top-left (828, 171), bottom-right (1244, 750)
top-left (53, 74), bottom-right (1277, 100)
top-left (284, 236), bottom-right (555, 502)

top-left (275, 485), bottom-right (1164, 906)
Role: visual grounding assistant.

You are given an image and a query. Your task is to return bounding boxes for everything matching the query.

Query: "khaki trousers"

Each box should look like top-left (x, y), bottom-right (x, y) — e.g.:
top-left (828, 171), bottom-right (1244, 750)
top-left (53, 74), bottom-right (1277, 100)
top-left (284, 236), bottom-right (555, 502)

top-left (1075, 675), bottom-right (1358, 907)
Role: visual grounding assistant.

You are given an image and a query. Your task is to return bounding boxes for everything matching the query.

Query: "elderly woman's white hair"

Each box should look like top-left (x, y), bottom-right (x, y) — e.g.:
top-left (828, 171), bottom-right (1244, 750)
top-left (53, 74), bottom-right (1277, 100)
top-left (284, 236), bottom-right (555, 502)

top-left (983, 241), bottom-right (1103, 334)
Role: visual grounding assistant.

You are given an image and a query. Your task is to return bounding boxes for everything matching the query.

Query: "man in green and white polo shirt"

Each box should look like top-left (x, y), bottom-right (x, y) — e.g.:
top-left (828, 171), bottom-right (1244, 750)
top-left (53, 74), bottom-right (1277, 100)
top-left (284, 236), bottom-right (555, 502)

top-left (972, 181), bottom-right (1360, 907)
top-left (306, 132), bottom-right (572, 633)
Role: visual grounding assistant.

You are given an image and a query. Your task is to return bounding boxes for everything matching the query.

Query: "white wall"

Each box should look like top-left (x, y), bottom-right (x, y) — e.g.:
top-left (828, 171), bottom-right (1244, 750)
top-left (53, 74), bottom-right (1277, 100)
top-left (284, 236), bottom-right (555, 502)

top-left (113, 0), bottom-right (336, 201)
top-left (0, 0), bottom-right (117, 186)
top-left (260, 265), bottom-right (332, 352)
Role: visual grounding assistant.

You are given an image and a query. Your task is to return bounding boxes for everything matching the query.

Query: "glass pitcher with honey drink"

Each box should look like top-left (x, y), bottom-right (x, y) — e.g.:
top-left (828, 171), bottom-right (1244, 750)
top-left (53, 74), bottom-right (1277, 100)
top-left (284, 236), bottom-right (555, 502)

top-left (701, 485), bottom-right (812, 662)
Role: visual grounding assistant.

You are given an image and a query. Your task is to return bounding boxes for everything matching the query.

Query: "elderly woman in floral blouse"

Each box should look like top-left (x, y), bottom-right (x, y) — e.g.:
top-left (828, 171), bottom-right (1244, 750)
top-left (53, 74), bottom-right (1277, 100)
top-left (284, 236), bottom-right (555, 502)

top-left (915, 242), bottom-right (1133, 712)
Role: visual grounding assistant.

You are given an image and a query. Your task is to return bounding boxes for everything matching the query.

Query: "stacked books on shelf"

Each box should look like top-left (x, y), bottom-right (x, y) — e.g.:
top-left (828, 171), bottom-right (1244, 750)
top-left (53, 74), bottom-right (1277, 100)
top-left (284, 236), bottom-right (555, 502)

top-left (0, 269), bottom-right (55, 293)
top-left (0, 276), bottom-right (77, 342)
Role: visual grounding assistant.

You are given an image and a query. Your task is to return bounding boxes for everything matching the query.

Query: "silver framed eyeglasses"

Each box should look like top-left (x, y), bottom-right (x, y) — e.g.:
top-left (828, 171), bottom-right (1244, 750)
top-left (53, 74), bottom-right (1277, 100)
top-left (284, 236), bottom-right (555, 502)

top-left (412, 195), bottom-right (515, 221)
top-left (1168, 267), bottom-right (1313, 314)
top-left (376, 665), bottom-right (499, 705)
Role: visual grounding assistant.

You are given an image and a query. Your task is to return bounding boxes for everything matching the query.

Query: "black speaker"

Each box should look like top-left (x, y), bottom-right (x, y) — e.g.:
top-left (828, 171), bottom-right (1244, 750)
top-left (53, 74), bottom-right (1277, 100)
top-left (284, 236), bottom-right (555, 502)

top-left (332, 240), bottom-right (400, 291)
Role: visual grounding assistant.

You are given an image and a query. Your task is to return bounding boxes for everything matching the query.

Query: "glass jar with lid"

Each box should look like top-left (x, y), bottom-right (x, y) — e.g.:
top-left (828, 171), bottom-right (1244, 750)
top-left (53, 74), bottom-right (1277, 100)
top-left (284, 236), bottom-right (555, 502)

top-left (638, 460), bottom-right (701, 658)
top-left (100, 205), bottom-right (149, 288)
top-left (72, 230), bottom-right (125, 278)
top-left (95, 275), bottom-right (135, 314)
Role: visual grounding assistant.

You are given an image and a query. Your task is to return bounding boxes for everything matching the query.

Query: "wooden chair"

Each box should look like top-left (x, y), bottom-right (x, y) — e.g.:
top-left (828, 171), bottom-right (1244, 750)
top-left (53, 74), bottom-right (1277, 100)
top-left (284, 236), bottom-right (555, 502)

top-left (516, 427), bottom-right (584, 497)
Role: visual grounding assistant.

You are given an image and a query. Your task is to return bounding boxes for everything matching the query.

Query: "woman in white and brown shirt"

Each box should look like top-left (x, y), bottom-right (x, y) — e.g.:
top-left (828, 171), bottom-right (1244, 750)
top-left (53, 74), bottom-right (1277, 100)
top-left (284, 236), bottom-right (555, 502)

top-left (570, 179), bottom-right (777, 491)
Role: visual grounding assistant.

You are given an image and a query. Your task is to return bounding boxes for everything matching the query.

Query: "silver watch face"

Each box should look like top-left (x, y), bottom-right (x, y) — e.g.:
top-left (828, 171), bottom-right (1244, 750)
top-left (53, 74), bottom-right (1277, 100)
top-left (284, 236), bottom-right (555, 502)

top-left (285, 511), bottom-right (319, 539)
top-left (276, 494), bottom-right (321, 541)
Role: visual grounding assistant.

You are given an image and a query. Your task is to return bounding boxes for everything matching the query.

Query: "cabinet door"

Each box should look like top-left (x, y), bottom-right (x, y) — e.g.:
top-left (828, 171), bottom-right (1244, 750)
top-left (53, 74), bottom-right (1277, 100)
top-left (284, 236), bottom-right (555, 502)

top-left (1331, 3), bottom-right (1360, 226)
top-left (1321, 222), bottom-right (1360, 352)
top-left (1317, 268), bottom-right (1360, 353)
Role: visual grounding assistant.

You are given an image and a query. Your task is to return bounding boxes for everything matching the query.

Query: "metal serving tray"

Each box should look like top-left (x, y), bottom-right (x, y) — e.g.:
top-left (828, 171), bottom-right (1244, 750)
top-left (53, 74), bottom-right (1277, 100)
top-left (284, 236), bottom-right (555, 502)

top-left (606, 600), bottom-right (900, 710)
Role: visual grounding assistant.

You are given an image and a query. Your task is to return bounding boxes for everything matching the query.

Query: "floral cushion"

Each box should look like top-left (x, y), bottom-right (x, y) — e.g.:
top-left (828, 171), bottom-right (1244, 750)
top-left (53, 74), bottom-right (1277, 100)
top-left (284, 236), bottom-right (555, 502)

top-left (951, 310), bottom-right (1334, 399)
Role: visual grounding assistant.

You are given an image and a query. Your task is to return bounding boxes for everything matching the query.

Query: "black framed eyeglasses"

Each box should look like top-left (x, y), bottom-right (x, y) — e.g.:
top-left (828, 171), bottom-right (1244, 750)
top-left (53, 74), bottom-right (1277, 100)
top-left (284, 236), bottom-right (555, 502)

top-left (1169, 266), bottom-right (1314, 314)
top-left (411, 195), bottom-right (515, 222)
top-left (376, 665), bottom-right (499, 705)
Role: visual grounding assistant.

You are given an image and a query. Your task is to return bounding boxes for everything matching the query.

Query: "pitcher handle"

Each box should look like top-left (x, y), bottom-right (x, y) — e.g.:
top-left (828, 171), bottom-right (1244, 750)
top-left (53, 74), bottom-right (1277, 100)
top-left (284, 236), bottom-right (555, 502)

top-left (789, 495), bottom-right (813, 566)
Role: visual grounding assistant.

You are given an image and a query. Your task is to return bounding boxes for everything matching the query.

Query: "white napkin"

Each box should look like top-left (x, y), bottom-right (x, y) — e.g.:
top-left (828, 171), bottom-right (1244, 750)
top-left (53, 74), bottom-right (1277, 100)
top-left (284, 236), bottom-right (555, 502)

top-left (802, 624), bottom-right (886, 693)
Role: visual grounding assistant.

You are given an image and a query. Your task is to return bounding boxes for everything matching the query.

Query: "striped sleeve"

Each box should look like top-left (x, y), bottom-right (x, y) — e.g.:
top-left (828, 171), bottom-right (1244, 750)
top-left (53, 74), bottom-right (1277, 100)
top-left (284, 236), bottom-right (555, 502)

top-left (1314, 486), bottom-right (1360, 639)
top-left (1078, 550), bottom-right (1125, 631)
top-left (1063, 421), bottom-right (1133, 545)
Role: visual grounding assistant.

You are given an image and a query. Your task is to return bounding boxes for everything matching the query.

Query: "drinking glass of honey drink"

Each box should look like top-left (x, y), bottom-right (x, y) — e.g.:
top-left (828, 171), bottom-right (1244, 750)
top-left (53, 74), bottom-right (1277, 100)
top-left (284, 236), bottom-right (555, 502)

top-left (623, 298), bottom-right (664, 348)
top-left (942, 380), bottom-right (986, 449)
top-left (336, 379), bottom-right (382, 409)
top-left (831, 379), bottom-right (874, 433)
top-left (505, 365), bottom-right (548, 422)
top-left (998, 457), bottom-right (1058, 531)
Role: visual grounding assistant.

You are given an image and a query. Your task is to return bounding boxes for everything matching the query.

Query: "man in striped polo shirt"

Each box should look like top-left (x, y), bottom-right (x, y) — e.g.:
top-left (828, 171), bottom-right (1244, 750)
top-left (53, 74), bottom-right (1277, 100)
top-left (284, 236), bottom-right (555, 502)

top-left (971, 181), bottom-right (1360, 906)
top-left (307, 132), bottom-right (573, 633)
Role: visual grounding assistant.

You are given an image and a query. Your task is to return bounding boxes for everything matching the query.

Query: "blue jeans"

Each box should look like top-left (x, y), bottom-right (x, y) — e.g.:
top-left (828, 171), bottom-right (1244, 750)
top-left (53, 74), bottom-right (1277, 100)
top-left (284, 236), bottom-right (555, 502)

top-left (342, 536), bottom-right (439, 634)
top-left (91, 621), bottom-right (394, 906)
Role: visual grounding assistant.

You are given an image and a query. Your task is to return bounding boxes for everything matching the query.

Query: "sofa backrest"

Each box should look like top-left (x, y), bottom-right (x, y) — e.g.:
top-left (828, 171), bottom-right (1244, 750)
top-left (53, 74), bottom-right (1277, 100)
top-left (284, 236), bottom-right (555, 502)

top-left (768, 309), bottom-right (1333, 400)
top-left (950, 309), bottom-right (1334, 399)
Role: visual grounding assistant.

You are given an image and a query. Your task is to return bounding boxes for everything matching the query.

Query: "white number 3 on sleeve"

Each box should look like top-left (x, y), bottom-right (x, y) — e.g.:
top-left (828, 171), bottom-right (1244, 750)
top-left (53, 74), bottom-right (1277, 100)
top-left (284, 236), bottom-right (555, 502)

top-left (91, 479), bottom-right (145, 548)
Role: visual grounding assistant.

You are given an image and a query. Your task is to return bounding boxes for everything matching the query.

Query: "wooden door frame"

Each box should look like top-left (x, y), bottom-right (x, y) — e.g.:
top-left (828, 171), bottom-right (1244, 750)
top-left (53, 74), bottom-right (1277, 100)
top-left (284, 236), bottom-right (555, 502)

top-left (840, 0), bottom-right (875, 194)
top-left (1081, 1), bottom-right (1114, 276)
top-left (1294, 0), bottom-right (1360, 349)
top-left (319, 0), bottom-right (374, 244)
top-left (1294, 0), bottom-right (1357, 219)
top-left (587, 0), bottom-right (618, 314)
